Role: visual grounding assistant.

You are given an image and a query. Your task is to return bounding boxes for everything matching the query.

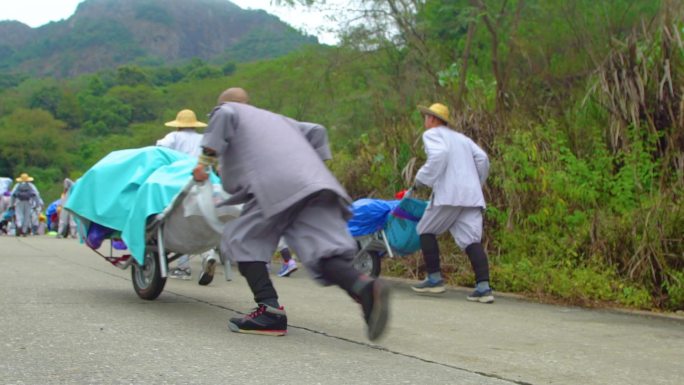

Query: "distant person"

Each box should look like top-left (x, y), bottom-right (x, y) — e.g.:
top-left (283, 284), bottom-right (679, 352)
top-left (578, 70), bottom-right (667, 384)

top-left (191, 87), bottom-right (390, 340)
top-left (410, 103), bottom-right (494, 303)
top-left (30, 198), bottom-right (42, 235)
top-left (0, 178), bottom-right (12, 235)
top-left (157, 109), bottom-right (218, 285)
top-left (0, 177), bottom-right (12, 224)
top-left (0, 200), bottom-right (12, 235)
top-left (10, 173), bottom-right (43, 237)
top-left (0, 177), bottom-right (11, 197)
top-left (57, 178), bottom-right (77, 238)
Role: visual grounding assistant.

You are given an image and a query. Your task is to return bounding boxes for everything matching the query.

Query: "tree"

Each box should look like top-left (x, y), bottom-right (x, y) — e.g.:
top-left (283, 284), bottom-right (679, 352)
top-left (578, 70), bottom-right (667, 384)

top-left (78, 93), bottom-right (133, 136)
top-left (467, 0), bottom-right (525, 113)
top-left (28, 85), bottom-right (62, 116)
top-left (84, 76), bottom-right (107, 97)
top-left (55, 90), bottom-right (84, 129)
top-left (222, 62), bottom-right (237, 76)
top-left (107, 85), bottom-right (164, 122)
top-left (0, 108), bottom-right (72, 175)
top-left (184, 65), bottom-right (223, 80)
top-left (115, 65), bottom-right (152, 87)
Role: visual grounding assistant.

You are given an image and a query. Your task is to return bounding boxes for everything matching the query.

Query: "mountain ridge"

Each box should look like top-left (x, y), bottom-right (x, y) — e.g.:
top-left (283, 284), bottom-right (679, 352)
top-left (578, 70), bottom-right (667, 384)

top-left (0, 0), bottom-right (318, 77)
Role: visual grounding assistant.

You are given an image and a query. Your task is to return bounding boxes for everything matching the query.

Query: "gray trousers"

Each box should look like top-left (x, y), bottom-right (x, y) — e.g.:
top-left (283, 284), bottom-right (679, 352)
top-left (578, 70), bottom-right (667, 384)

top-left (14, 200), bottom-right (32, 234)
top-left (220, 190), bottom-right (356, 284)
top-left (417, 204), bottom-right (483, 250)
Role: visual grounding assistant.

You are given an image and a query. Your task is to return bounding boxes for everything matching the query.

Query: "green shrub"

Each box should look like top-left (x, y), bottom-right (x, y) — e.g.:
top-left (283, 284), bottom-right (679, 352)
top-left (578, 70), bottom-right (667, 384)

top-left (664, 270), bottom-right (684, 310)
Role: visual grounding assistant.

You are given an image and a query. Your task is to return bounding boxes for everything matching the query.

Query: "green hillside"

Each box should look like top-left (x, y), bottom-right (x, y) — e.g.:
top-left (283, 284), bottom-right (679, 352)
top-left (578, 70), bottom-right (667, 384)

top-left (0, 0), bottom-right (318, 77)
top-left (0, 0), bottom-right (682, 311)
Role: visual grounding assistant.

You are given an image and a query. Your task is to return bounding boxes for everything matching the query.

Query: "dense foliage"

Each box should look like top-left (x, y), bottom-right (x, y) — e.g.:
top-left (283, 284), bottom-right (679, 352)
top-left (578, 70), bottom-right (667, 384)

top-left (0, 0), bottom-right (682, 310)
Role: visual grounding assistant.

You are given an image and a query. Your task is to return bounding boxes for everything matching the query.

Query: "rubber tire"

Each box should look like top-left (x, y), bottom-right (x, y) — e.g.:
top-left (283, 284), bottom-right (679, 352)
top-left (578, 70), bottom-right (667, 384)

top-left (353, 249), bottom-right (382, 277)
top-left (131, 249), bottom-right (167, 300)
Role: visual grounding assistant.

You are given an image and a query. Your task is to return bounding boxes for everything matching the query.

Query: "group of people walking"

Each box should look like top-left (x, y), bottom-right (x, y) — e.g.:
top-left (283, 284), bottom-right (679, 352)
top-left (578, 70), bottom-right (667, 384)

top-left (1, 173), bottom-right (43, 237)
top-left (158, 86), bottom-right (492, 341)
top-left (1, 174), bottom-right (77, 238)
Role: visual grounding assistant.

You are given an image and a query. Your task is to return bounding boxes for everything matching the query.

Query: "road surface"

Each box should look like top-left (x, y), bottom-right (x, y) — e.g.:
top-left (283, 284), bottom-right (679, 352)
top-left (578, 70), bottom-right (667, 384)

top-left (1, 236), bottom-right (682, 384)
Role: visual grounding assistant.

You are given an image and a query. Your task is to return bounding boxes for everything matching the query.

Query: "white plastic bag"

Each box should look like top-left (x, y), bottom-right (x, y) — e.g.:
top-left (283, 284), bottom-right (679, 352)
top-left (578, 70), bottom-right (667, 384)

top-left (161, 182), bottom-right (241, 255)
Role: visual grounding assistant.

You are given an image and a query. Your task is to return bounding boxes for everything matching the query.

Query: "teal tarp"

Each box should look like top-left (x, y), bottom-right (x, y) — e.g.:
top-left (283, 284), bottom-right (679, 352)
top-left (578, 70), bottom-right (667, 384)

top-left (384, 197), bottom-right (428, 255)
top-left (65, 146), bottom-right (215, 264)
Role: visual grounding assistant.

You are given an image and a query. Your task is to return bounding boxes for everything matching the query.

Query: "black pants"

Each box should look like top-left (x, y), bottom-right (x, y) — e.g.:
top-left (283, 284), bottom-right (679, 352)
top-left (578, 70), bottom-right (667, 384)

top-left (238, 262), bottom-right (278, 305)
top-left (238, 257), bottom-right (368, 306)
top-left (420, 234), bottom-right (441, 274)
top-left (420, 234), bottom-right (490, 283)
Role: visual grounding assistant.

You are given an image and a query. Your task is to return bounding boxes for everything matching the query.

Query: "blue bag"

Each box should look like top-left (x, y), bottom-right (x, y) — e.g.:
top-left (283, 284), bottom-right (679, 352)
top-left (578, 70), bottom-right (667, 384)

top-left (46, 199), bottom-right (61, 217)
top-left (384, 195), bottom-right (428, 255)
top-left (347, 198), bottom-right (399, 237)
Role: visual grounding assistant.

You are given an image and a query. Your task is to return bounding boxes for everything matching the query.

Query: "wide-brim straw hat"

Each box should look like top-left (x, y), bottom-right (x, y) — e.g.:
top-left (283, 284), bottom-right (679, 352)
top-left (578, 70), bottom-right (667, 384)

top-left (418, 103), bottom-right (455, 127)
top-left (16, 173), bottom-right (34, 182)
top-left (165, 109), bottom-right (207, 128)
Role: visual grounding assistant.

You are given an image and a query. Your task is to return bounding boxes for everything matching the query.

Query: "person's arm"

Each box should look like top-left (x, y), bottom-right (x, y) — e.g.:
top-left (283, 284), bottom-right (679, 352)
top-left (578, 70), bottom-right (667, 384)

top-left (156, 132), bottom-right (176, 148)
top-left (297, 122), bottom-right (332, 161)
top-left (193, 106), bottom-right (235, 181)
top-left (470, 140), bottom-right (489, 186)
top-left (193, 147), bottom-right (218, 181)
top-left (415, 129), bottom-right (448, 188)
top-left (31, 183), bottom-right (44, 209)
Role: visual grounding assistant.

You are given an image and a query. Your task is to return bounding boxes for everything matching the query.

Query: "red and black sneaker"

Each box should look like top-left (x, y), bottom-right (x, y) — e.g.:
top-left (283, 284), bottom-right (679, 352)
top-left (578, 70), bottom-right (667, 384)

top-left (228, 304), bottom-right (287, 336)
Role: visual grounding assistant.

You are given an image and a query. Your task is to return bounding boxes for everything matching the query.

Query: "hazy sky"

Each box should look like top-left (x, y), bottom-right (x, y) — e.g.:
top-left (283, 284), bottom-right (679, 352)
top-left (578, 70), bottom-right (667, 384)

top-left (0, 0), bottom-right (339, 44)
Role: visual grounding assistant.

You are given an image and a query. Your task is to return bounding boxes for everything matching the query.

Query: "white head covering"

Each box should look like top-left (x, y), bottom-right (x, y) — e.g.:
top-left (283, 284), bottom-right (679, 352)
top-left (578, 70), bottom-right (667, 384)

top-left (0, 177), bottom-right (12, 194)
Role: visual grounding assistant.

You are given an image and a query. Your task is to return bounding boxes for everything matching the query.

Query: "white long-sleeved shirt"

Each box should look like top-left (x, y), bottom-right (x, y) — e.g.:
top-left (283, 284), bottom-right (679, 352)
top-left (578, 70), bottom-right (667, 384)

top-left (156, 129), bottom-right (203, 157)
top-left (415, 126), bottom-right (489, 208)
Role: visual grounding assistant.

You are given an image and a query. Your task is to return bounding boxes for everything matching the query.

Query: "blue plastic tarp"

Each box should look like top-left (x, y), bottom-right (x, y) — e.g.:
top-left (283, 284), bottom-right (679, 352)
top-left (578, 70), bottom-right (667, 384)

top-left (46, 199), bottom-right (61, 217)
top-left (46, 199), bottom-right (61, 230)
top-left (65, 146), bottom-right (218, 264)
top-left (347, 198), bottom-right (399, 237)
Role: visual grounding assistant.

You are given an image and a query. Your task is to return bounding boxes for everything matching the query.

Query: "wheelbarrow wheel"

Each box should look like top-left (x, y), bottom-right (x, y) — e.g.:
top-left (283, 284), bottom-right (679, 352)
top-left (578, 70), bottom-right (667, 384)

top-left (353, 249), bottom-right (381, 277)
top-left (131, 249), bottom-right (167, 300)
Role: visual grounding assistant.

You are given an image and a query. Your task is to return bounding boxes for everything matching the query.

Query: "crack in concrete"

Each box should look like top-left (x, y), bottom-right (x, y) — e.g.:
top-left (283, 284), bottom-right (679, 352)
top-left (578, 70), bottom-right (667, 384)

top-left (183, 293), bottom-right (532, 385)
top-left (43, 250), bottom-right (531, 385)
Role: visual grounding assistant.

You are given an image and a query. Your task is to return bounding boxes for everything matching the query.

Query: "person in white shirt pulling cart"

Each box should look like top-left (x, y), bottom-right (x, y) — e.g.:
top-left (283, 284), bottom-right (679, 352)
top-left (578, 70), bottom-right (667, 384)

top-left (410, 103), bottom-right (494, 304)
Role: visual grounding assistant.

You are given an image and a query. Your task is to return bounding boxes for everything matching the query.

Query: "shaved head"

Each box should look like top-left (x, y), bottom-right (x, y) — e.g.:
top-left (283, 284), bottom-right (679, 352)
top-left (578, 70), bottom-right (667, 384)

top-left (217, 87), bottom-right (249, 104)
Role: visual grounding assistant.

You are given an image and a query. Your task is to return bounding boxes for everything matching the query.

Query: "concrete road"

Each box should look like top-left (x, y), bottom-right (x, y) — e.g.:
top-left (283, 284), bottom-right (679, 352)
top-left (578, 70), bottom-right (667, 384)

top-left (0, 236), bottom-right (682, 385)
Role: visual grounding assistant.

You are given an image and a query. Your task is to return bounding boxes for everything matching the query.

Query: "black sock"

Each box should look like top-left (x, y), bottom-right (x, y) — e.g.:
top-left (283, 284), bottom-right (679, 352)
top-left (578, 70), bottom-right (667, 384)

top-left (420, 234), bottom-right (441, 274)
top-left (238, 262), bottom-right (279, 308)
top-left (319, 256), bottom-right (372, 299)
top-left (465, 243), bottom-right (490, 283)
top-left (280, 247), bottom-right (292, 263)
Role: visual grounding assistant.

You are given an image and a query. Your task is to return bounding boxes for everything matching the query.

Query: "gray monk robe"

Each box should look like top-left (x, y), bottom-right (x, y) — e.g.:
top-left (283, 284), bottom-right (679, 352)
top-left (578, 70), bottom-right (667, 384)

top-left (201, 102), bottom-right (357, 279)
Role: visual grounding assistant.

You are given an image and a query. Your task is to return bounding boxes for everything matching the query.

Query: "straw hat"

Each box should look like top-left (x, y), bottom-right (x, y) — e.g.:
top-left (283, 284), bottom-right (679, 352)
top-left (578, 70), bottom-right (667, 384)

top-left (418, 103), bottom-right (454, 127)
top-left (164, 109), bottom-right (207, 128)
top-left (16, 173), bottom-right (34, 182)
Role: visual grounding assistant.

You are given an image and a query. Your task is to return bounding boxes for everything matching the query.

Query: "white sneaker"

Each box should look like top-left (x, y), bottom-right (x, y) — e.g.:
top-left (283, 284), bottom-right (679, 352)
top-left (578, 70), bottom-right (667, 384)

top-left (169, 267), bottom-right (191, 280)
top-left (277, 260), bottom-right (298, 277)
top-left (466, 288), bottom-right (494, 303)
top-left (198, 252), bottom-right (217, 286)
